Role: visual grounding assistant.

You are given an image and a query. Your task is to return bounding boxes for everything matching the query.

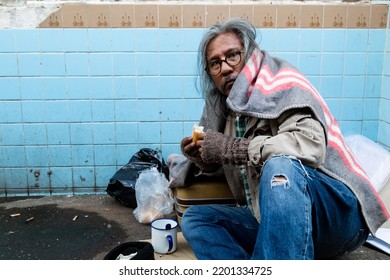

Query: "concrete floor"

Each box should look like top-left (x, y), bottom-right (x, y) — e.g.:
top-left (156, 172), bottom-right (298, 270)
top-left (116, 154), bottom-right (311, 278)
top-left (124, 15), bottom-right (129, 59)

top-left (0, 194), bottom-right (151, 260)
top-left (0, 194), bottom-right (389, 260)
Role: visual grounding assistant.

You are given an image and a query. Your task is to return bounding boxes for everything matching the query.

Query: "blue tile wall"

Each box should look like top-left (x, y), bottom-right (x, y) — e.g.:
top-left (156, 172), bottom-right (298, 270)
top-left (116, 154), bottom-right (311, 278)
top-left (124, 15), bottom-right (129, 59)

top-left (298, 53), bottom-right (321, 76)
top-left (321, 53), bottom-right (344, 75)
top-left (0, 27), bottom-right (388, 196)
top-left (343, 53), bottom-right (366, 75)
top-left (0, 54), bottom-right (18, 76)
top-left (40, 29), bottom-right (65, 52)
top-left (41, 54), bottom-right (66, 76)
top-left (111, 29), bottom-right (135, 51)
top-left (365, 76), bottom-right (382, 98)
top-left (275, 29), bottom-right (300, 52)
top-left (362, 121), bottom-right (379, 141)
top-left (0, 29), bottom-right (16, 52)
top-left (368, 30), bottom-right (386, 52)
top-left (0, 101), bottom-right (22, 123)
top-left (342, 76), bottom-right (365, 98)
top-left (299, 29), bottom-right (323, 52)
top-left (15, 29), bottom-right (41, 52)
top-left (47, 123), bottom-right (70, 145)
top-left (322, 29), bottom-right (347, 52)
top-left (89, 53), bottom-right (113, 76)
top-left (65, 53), bottom-right (90, 76)
top-left (379, 29), bottom-right (390, 148)
top-left (63, 29), bottom-right (89, 52)
top-left (48, 167), bottom-right (73, 193)
top-left (346, 29), bottom-right (369, 52)
top-left (112, 53), bottom-right (136, 76)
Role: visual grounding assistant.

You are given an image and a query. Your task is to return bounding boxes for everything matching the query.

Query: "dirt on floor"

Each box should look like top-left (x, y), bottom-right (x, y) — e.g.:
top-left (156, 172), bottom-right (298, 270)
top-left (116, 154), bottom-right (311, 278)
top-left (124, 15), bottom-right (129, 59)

top-left (0, 194), bottom-right (151, 260)
top-left (0, 194), bottom-right (389, 260)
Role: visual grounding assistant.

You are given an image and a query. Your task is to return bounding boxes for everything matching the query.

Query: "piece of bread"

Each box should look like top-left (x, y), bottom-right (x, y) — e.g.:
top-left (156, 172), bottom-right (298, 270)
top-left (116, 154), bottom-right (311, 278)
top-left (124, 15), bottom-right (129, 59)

top-left (192, 124), bottom-right (204, 142)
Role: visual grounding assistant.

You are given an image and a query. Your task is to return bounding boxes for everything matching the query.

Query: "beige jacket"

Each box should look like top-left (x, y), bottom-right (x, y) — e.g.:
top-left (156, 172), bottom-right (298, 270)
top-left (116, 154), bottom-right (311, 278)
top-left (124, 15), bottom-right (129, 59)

top-left (222, 108), bottom-right (326, 221)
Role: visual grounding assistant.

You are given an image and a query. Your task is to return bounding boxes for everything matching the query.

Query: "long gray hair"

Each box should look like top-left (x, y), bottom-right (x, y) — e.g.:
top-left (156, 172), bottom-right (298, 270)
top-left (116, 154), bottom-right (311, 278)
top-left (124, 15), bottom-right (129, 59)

top-left (197, 17), bottom-right (260, 100)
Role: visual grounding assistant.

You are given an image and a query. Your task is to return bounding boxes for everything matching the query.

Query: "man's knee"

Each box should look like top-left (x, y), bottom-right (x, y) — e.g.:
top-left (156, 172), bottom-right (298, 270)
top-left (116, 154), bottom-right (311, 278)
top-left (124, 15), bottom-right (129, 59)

top-left (260, 155), bottom-right (309, 196)
top-left (181, 205), bottom-right (209, 231)
top-left (270, 175), bottom-right (289, 188)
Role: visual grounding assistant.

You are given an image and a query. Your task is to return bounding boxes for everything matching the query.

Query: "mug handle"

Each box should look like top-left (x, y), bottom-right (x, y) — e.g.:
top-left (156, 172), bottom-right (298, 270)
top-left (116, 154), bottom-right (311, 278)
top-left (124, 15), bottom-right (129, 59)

top-left (166, 235), bottom-right (173, 252)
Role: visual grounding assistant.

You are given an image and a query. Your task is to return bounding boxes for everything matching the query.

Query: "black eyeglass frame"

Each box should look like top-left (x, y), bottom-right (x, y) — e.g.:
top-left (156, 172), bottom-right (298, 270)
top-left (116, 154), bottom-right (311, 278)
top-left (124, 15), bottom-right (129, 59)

top-left (205, 50), bottom-right (244, 76)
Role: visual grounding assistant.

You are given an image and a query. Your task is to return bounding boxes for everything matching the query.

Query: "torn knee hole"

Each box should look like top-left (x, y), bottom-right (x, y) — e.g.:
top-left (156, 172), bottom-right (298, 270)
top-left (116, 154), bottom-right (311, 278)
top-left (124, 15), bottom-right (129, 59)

top-left (271, 175), bottom-right (289, 187)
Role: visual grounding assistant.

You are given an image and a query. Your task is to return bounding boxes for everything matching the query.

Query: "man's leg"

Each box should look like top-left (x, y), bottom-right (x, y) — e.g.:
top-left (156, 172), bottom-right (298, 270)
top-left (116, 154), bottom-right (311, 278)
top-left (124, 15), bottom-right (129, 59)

top-left (181, 204), bottom-right (258, 260)
top-left (305, 166), bottom-right (369, 259)
top-left (252, 156), bottom-right (313, 259)
top-left (251, 155), bottom-right (368, 260)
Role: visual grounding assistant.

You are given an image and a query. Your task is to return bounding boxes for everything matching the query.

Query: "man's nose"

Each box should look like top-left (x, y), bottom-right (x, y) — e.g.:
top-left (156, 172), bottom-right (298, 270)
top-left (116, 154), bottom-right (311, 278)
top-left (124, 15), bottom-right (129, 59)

top-left (220, 60), bottom-right (233, 74)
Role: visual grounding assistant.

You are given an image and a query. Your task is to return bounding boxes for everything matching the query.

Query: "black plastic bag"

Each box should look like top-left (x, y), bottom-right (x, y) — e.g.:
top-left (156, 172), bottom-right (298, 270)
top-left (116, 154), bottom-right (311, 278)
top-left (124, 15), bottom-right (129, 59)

top-left (106, 148), bottom-right (169, 208)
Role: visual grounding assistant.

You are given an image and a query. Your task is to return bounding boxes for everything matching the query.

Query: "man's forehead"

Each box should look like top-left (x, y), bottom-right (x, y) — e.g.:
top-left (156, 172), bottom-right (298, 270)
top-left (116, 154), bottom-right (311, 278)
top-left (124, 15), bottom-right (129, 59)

top-left (206, 33), bottom-right (242, 57)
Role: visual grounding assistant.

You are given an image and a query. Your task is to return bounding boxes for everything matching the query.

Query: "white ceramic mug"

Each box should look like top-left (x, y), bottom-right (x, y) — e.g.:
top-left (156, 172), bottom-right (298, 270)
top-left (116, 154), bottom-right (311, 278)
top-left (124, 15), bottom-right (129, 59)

top-left (151, 218), bottom-right (178, 254)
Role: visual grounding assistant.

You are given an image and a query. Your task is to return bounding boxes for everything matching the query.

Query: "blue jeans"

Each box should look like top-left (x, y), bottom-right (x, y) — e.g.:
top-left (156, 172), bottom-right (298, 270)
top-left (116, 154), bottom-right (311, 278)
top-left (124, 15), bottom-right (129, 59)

top-left (181, 156), bottom-right (369, 260)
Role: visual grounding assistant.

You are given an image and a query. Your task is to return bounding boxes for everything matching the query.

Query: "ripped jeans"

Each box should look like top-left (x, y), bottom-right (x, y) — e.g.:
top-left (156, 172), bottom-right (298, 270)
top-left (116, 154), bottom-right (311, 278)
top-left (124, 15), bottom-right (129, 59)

top-left (181, 156), bottom-right (369, 260)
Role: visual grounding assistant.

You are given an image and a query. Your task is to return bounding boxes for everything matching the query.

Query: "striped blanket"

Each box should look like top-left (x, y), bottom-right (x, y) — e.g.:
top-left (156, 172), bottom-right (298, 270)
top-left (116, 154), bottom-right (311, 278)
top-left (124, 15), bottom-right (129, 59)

top-left (226, 49), bottom-right (389, 234)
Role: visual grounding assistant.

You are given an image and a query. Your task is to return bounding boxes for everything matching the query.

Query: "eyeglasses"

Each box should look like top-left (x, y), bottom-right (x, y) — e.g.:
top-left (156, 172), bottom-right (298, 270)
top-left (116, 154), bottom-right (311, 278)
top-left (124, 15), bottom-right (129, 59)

top-left (205, 50), bottom-right (244, 76)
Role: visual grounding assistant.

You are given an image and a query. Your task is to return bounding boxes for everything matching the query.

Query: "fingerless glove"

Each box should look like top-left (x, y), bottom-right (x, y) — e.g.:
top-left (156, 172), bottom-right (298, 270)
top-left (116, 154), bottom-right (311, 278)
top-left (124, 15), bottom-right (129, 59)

top-left (201, 131), bottom-right (250, 165)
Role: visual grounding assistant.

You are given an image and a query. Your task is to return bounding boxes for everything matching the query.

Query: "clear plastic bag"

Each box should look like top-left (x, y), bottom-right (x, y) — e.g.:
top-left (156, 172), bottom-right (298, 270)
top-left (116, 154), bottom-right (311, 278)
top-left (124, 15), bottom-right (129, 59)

top-left (133, 167), bottom-right (174, 224)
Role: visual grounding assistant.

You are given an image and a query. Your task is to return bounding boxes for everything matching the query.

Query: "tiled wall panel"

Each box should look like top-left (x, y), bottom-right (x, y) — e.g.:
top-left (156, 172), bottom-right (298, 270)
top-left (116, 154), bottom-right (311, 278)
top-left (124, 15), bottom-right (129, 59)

top-left (0, 2), bottom-right (389, 196)
top-left (38, 2), bottom-right (389, 29)
top-left (380, 27), bottom-right (390, 147)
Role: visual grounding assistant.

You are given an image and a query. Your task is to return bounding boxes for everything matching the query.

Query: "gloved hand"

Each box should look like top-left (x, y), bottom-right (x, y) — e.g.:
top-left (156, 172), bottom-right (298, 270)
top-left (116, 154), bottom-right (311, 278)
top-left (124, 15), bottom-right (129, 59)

top-left (201, 131), bottom-right (250, 165)
top-left (180, 137), bottom-right (219, 172)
